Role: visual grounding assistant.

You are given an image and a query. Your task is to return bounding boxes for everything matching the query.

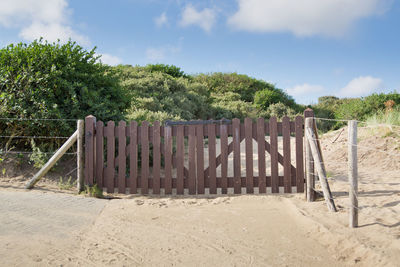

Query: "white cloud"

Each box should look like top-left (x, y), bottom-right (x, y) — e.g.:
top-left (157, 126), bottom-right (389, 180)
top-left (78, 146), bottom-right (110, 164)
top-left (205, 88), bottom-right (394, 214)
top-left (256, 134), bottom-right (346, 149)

top-left (179, 4), bottom-right (217, 32)
top-left (146, 47), bottom-right (166, 61)
top-left (228, 0), bottom-right (391, 37)
top-left (0, 0), bottom-right (88, 44)
top-left (97, 53), bottom-right (123, 66)
top-left (338, 76), bottom-right (383, 97)
top-left (155, 12), bottom-right (168, 27)
top-left (286, 83), bottom-right (325, 96)
top-left (146, 38), bottom-right (183, 62)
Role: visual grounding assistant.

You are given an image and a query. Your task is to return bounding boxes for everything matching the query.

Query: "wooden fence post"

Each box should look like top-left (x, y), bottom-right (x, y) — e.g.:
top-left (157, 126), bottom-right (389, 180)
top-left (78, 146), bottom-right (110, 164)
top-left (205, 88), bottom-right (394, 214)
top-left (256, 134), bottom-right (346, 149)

top-left (77, 120), bottom-right (84, 192)
top-left (348, 120), bottom-right (358, 227)
top-left (85, 115), bottom-right (96, 187)
top-left (304, 109), bottom-right (315, 201)
top-left (305, 121), bottom-right (337, 212)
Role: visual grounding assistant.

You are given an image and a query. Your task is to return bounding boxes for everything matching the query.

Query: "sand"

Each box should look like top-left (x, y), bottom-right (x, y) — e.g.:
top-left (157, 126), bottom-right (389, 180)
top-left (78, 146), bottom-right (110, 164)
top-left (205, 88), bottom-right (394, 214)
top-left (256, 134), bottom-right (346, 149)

top-left (0, 125), bottom-right (399, 266)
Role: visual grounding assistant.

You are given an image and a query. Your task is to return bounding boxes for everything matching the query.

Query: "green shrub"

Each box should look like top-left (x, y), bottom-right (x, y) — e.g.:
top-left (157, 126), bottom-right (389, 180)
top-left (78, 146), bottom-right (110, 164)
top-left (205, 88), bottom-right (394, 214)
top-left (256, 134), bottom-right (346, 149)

top-left (0, 39), bottom-right (129, 150)
top-left (193, 72), bottom-right (277, 102)
top-left (254, 89), bottom-right (296, 110)
top-left (118, 65), bottom-right (212, 122)
top-left (264, 102), bottom-right (297, 119)
top-left (210, 92), bottom-right (257, 120)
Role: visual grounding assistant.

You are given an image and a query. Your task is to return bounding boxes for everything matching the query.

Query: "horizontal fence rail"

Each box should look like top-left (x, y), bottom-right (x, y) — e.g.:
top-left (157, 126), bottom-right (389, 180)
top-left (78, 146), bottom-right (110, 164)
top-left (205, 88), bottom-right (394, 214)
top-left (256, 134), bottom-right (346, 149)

top-left (85, 116), bottom-right (307, 195)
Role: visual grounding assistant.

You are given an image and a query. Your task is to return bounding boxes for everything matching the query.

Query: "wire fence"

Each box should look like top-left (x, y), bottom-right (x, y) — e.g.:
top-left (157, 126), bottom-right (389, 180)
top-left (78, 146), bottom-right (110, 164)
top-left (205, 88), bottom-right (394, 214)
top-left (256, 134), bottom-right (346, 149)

top-left (310, 116), bottom-right (400, 227)
top-left (0, 117), bottom-right (78, 155)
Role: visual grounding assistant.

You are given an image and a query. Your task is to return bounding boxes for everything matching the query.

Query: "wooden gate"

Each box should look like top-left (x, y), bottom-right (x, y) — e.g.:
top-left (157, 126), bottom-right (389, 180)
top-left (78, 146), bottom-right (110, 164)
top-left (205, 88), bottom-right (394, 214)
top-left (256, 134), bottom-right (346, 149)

top-left (84, 115), bottom-right (308, 195)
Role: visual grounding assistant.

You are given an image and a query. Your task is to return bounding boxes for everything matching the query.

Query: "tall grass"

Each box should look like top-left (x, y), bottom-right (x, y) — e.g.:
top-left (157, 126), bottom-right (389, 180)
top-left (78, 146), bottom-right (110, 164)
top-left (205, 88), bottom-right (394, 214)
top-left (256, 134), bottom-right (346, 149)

top-left (366, 108), bottom-right (400, 127)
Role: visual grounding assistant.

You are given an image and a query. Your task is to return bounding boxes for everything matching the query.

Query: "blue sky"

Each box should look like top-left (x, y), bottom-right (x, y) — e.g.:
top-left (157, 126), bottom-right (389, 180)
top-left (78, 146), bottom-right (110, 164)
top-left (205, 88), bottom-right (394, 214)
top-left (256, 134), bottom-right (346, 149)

top-left (1, 0), bottom-right (399, 104)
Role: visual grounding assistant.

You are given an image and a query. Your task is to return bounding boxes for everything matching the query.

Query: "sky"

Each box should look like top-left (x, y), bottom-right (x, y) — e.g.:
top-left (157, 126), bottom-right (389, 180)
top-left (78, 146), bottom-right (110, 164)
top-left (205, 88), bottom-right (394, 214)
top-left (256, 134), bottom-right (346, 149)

top-left (0, 0), bottom-right (399, 104)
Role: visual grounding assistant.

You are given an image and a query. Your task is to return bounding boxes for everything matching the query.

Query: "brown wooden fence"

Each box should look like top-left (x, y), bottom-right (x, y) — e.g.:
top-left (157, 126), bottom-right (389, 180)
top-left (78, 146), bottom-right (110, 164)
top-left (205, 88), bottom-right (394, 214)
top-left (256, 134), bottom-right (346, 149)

top-left (85, 115), bottom-right (308, 195)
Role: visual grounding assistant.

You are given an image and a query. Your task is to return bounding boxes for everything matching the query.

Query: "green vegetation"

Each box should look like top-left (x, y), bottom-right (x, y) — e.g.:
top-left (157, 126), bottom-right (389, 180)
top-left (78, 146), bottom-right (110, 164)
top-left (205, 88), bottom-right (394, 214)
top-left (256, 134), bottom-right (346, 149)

top-left (58, 176), bottom-right (76, 190)
top-left (1, 39), bottom-right (399, 155)
top-left (0, 39), bottom-right (129, 151)
top-left (84, 184), bottom-right (104, 198)
top-left (311, 93), bottom-right (400, 132)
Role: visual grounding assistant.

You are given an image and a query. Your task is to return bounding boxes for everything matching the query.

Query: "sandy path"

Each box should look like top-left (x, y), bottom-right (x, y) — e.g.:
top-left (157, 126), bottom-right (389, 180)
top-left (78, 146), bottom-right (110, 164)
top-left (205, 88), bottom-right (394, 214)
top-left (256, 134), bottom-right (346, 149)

top-left (1, 190), bottom-right (343, 266)
top-left (0, 190), bottom-right (106, 266)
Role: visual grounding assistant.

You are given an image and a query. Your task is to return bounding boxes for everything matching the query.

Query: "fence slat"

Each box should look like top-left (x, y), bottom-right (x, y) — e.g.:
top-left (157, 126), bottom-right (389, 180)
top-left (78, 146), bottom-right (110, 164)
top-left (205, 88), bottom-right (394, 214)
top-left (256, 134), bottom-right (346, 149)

top-left (295, 116), bottom-right (304, 193)
top-left (141, 121), bottom-right (149, 194)
top-left (257, 118), bottom-right (266, 193)
top-left (117, 121), bottom-right (126, 193)
top-left (188, 125), bottom-right (196, 195)
top-left (270, 117), bottom-right (279, 193)
top-left (196, 125), bottom-right (205, 194)
top-left (208, 124), bottom-right (217, 194)
top-left (129, 121), bottom-right (138, 194)
top-left (153, 121), bottom-right (161, 194)
top-left (105, 121), bottom-right (115, 193)
top-left (164, 126), bottom-right (172, 194)
top-left (220, 124), bottom-right (228, 194)
top-left (282, 116), bottom-right (291, 193)
top-left (95, 121), bottom-right (104, 189)
top-left (176, 125), bottom-right (184, 194)
top-left (245, 118), bottom-right (254, 193)
top-left (233, 118), bottom-right (241, 194)
top-left (84, 116), bottom-right (96, 186)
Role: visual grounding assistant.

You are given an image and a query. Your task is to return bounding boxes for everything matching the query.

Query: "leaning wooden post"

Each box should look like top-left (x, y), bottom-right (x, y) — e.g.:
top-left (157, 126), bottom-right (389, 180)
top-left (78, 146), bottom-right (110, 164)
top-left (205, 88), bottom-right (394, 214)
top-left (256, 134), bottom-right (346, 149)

top-left (304, 109), bottom-right (315, 202)
top-left (305, 121), bottom-right (337, 212)
top-left (25, 130), bottom-right (78, 189)
top-left (77, 120), bottom-right (84, 192)
top-left (348, 120), bottom-right (358, 227)
top-left (85, 116), bottom-right (96, 187)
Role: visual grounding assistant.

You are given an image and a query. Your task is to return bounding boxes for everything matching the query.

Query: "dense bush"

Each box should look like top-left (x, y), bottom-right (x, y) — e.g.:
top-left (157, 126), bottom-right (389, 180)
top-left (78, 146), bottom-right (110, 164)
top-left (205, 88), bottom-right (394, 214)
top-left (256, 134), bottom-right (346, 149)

top-left (0, 40), bottom-right (129, 150)
top-left (264, 102), bottom-right (297, 119)
top-left (334, 92), bottom-right (400, 121)
top-left (210, 92), bottom-right (257, 120)
top-left (311, 92), bottom-right (400, 132)
top-left (193, 72), bottom-right (276, 102)
top-left (254, 89), bottom-right (296, 110)
top-left (117, 65), bottom-right (212, 122)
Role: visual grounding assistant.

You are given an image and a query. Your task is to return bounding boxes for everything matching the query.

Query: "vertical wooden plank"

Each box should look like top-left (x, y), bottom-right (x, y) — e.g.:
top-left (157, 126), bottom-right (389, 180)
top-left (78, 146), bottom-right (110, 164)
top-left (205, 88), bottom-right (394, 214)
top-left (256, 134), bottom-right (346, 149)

top-left (77, 120), bottom-right (85, 192)
top-left (153, 121), bottom-right (161, 194)
top-left (220, 124), bottom-right (228, 194)
top-left (141, 121), bottom-right (149, 194)
top-left (245, 118), bottom-right (254, 193)
top-left (208, 124), bottom-right (217, 194)
top-left (196, 124), bottom-right (205, 194)
top-left (105, 121), bottom-right (115, 193)
top-left (295, 116), bottom-right (304, 193)
top-left (95, 121), bottom-right (104, 190)
top-left (282, 116), bottom-right (291, 193)
top-left (176, 125), bottom-right (184, 195)
top-left (164, 126), bottom-right (173, 194)
top-left (188, 125), bottom-right (196, 195)
top-left (84, 116), bottom-right (96, 186)
top-left (117, 121), bottom-right (126, 193)
top-left (232, 118), bottom-right (241, 194)
top-left (257, 118), bottom-right (266, 193)
top-left (129, 121), bottom-right (138, 194)
top-left (270, 117), bottom-right (279, 193)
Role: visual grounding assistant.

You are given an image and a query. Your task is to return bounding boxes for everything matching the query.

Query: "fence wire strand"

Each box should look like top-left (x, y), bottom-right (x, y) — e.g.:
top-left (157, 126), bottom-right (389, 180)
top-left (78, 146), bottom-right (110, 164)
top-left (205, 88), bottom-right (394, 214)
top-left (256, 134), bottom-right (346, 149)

top-left (0, 117), bottom-right (77, 122)
top-left (0, 135), bottom-right (70, 139)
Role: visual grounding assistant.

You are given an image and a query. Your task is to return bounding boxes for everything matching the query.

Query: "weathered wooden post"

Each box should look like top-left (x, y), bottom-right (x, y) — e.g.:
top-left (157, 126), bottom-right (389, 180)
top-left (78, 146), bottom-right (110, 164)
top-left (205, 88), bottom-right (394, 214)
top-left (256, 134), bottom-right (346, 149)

top-left (85, 115), bottom-right (96, 187)
top-left (348, 120), bottom-right (358, 227)
top-left (304, 109), bottom-right (315, 202)
top-left (305, 118), bottom-right (337, 212)
top-left (77, 119), bottom-right (84, 192)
